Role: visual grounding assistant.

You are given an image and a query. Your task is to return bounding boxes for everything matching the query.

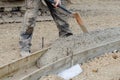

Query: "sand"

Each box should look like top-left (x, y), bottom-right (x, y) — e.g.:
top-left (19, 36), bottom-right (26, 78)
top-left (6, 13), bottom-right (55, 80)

top-left (39, 52), bottom-right (120, 80)
top-left (73, 52), bottom-right (120, 80)
top-left (39, 75), bottom-right (64, 80)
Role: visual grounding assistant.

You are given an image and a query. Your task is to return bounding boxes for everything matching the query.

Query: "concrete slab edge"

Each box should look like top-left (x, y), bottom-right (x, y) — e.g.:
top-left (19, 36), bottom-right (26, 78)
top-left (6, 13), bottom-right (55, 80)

top-left (21, 39), bottom-right (120, 80)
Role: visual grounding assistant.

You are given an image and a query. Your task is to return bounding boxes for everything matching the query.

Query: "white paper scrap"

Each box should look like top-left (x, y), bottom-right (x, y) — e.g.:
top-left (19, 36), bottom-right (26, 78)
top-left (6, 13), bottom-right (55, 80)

top-left (58, 64), bottom-right (83, 80)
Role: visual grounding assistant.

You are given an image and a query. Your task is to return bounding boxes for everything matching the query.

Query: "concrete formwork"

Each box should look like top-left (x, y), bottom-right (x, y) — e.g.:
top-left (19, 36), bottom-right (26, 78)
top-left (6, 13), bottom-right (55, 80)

top-left (0, 27), bottom-right (120, 80)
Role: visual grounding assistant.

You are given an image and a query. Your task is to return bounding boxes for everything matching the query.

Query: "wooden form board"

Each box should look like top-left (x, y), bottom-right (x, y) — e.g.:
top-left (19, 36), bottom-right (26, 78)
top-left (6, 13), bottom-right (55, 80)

top-left (0, 16), bottom-right (53, 24)
top-left (0, 48), bottom-right (49, 79)
top-left (21, 39), bottom-right (120, 80)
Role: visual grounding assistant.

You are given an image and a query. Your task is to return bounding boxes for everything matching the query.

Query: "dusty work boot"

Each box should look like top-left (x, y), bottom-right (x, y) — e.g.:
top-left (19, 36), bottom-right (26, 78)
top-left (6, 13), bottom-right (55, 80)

top-left (64, 33), bottom-right (73, 37)
top-left (20, 50), bottom-right (31, 57)
top-left (60, 32), bottom-right (73, 38)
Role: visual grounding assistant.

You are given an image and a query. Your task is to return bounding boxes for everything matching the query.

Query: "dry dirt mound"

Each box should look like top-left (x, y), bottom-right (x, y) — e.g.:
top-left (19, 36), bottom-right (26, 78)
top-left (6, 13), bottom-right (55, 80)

top-left (39, 52), bottom-right (120, 80)
top-left (73, 52), bottom-right (120, 80)
top-left (37, 27), bottom-right (120, 67)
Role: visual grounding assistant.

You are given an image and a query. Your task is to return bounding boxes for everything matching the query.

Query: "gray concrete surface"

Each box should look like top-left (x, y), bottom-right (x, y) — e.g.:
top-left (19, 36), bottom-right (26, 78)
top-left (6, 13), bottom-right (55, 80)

top-left (38, 27), bottom-right (120, 67)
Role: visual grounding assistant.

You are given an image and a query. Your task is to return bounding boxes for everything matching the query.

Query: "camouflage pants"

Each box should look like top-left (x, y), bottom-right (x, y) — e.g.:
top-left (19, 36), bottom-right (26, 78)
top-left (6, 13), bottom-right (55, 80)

top-left (19, 0), bottom-right (72, 52)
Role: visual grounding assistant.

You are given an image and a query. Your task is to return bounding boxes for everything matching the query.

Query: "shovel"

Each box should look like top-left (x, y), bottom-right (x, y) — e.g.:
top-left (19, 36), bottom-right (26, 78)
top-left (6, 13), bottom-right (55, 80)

top-left (48, 0), bottom-right (88, 33)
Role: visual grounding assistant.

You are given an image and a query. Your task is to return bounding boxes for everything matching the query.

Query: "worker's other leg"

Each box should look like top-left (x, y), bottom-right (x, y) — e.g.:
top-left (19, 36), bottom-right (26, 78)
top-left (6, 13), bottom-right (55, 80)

top-left (19, 0), bottom-right (40, 57)
top-left (44, 0), bottom-right (73, 37)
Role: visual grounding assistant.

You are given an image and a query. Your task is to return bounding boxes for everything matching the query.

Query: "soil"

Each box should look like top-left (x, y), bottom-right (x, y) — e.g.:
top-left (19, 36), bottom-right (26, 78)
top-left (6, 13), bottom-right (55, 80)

top-left (39, 75), bottom-right (64, 80)
top-left (39, 52), bottom-right (120, 80)
top-left (73, 52), bottom-right (120, 80)
top-left (0, 0), bottom-right (120, 79)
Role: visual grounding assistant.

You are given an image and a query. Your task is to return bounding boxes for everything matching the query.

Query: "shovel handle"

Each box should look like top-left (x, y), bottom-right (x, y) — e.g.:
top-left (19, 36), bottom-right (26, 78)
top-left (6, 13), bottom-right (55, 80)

top-left (73, 13), bottom-right (88, 33)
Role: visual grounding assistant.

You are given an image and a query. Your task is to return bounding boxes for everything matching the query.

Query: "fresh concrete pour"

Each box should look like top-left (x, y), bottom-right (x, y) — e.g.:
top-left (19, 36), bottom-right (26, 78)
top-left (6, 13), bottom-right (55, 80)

top-left (37, 27), bottom-right (120, 67)
top-left (1, 27), bottom-right (120, 80)
top-left (38, 27), bottom-right (120, 80)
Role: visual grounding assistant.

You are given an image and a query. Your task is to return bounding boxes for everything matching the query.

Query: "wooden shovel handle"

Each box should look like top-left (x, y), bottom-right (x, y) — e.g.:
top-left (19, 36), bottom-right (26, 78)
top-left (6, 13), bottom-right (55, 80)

top-left (73, 13), bottom-right (88, 33)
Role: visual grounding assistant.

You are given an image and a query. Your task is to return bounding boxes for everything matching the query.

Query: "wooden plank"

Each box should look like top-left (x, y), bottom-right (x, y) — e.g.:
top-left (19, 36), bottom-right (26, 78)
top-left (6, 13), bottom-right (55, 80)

top-left (21, 56), bottom-right (72, 80)
top-left (73, 12), bottom-right (88, 33)
top-left (0, 16), bottom-right (53, 24)
top-left (0, 48), bottom-right (49, 79)
top-left (22, 39), bottom-right (120, 80)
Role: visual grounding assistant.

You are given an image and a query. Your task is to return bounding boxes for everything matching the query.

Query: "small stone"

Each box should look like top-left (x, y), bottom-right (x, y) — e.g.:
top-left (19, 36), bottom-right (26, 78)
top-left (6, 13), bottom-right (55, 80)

top-left (92, 68), bottom-right (98, 73)
top-left (112, 54), bottom-right (118, 59)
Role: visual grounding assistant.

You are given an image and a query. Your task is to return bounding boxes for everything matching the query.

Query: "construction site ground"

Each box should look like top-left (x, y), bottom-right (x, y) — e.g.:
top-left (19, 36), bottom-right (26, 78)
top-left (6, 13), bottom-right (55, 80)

top-left (39, 52), bottom-right (120, 80)
top-left (0, 0), bottom-right (120, 79)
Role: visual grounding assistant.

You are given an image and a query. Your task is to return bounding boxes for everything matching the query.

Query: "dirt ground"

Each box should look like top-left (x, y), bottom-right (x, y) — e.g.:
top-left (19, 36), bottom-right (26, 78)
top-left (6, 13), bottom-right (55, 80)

top-left (73, 52), bottom-right (120, 80)
top-left (0, 0), bottom-right (120, 79)
top-left (39, 52), bottom-right (120, 80)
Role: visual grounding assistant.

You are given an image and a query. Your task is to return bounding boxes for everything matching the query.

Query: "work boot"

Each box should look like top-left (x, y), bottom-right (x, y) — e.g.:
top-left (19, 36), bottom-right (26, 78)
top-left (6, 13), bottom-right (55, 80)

top-left (60, 32), bottom-right (73, 38)
top-left (20, 50), bottom-right (31, 57)
top-left (64, 33), bottom-right (73, 37)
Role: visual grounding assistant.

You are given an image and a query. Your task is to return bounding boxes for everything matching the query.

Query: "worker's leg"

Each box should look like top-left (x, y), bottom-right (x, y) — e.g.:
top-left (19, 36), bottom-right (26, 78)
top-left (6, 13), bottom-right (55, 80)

top-left (44, 0), bottom-right (73, 37)
top-left (19, 0), bottom-right (40, 56)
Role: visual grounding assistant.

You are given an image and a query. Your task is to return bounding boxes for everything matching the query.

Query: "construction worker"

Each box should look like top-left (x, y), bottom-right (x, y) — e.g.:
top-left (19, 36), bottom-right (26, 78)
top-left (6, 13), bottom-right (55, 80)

top-left (19, 0), bottom-right (73, 57)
